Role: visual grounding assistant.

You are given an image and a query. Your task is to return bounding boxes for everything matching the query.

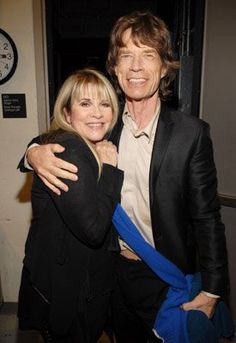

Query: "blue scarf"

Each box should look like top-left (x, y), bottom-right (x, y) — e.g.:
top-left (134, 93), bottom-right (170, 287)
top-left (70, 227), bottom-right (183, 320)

top-left (112, 204), bottom-right (234, 343)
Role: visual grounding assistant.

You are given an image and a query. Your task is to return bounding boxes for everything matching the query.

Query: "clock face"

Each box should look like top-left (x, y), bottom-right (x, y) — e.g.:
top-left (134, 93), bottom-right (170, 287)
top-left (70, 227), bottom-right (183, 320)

top-left (0, 29), bottom-right (18, 85)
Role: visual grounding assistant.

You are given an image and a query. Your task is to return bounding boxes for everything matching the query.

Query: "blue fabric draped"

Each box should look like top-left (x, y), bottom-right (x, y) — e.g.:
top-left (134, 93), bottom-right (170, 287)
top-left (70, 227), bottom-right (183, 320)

top-left (112, 204), bottom-right (234, 343)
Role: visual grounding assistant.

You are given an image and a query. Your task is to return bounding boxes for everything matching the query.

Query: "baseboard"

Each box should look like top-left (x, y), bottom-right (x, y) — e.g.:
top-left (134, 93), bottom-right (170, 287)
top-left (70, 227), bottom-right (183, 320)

top-left (0, 302), bottom-right (18, 314)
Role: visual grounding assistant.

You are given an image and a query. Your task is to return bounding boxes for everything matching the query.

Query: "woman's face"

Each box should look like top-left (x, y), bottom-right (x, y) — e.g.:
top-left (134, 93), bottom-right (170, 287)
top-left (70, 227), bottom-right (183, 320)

top-left (64, 88), bottom-right (113, 143)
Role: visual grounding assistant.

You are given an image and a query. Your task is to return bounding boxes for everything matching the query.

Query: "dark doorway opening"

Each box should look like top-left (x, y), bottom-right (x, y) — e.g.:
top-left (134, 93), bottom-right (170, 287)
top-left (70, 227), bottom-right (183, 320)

top-left (45, 0), bottom-right (205, 117)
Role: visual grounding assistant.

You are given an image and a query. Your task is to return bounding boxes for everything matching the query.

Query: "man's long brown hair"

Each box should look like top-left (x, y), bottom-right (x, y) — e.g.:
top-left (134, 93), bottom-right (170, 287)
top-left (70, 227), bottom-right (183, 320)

top-left (106, 11), bottom-right (179, 100)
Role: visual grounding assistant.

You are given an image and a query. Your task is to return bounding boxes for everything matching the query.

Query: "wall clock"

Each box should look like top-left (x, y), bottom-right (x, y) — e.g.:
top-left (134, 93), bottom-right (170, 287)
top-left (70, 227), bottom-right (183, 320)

top-left (0, 28), bottom-right (18, 85)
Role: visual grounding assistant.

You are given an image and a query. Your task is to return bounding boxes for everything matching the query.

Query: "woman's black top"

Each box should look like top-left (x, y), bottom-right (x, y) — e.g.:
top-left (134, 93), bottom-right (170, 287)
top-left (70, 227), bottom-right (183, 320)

top-left (18, 131), bottom-right (123, 334)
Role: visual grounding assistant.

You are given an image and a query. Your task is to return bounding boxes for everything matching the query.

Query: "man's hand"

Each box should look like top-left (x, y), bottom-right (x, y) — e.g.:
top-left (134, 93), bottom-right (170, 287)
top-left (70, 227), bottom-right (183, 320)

top-left (27, 144), bottom-right (78, 195)
top-left (182, 292), bottom-right (217, 319)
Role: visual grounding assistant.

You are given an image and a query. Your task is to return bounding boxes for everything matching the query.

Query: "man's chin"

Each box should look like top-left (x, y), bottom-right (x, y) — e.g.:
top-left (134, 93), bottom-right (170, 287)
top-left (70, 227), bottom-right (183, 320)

top-left (126, 94), bottom-right (146, 102)
top-left (125, 89), bottom-right (159, 103)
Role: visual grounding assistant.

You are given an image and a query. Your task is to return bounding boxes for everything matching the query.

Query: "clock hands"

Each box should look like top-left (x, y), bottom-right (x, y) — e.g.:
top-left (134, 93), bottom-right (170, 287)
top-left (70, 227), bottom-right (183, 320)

top-left (0, 29), bottom-right (18, 83)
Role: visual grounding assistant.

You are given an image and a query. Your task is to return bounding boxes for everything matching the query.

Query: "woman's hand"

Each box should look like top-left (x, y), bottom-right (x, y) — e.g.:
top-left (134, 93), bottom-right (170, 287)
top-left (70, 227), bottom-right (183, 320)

top-left (95, 140), bottom-right (118, 167)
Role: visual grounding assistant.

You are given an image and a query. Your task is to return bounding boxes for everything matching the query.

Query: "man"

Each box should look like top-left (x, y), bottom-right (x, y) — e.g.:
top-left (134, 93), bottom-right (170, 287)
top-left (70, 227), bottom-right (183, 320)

top-left (20, 11), bottom-right (229, 343)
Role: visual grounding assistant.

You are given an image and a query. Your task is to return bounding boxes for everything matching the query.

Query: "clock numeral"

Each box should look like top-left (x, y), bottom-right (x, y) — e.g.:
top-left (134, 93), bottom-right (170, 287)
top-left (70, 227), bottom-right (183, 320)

top-left (3, 42), bottom-right (9, 50)
top-left (0, 29), bottom-right (18, 84)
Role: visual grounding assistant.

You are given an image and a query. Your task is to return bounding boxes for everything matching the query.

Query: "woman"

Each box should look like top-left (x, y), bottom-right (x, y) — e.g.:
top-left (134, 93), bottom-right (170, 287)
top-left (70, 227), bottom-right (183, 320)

top-left (18, 68), bottom-right (123, 343)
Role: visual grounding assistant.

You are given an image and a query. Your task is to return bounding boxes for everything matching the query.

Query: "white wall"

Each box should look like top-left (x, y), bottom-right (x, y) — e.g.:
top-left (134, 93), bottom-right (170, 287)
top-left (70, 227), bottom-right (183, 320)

top-left (0, 0), bottom-right (48, 301)
top-left (201, 0), bottom-right (236, 321)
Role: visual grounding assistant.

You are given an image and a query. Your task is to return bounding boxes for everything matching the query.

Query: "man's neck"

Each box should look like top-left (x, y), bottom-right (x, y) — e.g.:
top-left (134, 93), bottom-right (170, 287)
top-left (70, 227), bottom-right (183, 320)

top-left (125, 96), bottom-right (160, 129)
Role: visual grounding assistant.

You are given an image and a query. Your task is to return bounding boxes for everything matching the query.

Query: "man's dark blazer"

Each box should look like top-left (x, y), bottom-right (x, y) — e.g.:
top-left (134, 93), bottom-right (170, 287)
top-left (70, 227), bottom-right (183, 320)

top-left (18, 132), bottom-right (123, 335)
top-left (111, 102), bottom-right (228, 297)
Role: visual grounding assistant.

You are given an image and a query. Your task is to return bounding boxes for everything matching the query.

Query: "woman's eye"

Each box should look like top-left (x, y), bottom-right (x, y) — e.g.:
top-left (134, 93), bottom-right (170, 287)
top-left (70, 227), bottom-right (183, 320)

top-left (80, 101), bottom-right (90, 107)
top-left (101, 102), bottom-right (111, 108)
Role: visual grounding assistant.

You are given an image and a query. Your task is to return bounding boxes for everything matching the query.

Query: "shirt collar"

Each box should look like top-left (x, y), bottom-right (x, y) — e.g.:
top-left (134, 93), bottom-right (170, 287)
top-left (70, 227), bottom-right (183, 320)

top-left (122, 102), bottom-right (161, 142)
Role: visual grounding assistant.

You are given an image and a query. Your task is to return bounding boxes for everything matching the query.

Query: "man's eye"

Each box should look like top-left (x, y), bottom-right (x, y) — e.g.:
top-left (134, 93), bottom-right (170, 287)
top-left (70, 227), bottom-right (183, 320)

top-left (120, 53), bottom-right (131, 59)
top-left (145, 53), bottom-right (155, 59)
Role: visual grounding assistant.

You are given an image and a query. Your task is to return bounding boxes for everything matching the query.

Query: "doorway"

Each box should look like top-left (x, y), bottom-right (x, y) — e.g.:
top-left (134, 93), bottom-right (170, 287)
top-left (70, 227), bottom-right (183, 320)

top-left (44, 0), bottom-right (205, 117)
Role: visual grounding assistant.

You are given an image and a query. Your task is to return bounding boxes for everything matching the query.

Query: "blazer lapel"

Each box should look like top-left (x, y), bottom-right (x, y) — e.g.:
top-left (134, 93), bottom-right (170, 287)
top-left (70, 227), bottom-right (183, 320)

top-left (110, 115), bottom-right (123, 147)
top-left (109, 101), bottom-right (124, 148)
top-left (149, 104), bottom-right (174, 206)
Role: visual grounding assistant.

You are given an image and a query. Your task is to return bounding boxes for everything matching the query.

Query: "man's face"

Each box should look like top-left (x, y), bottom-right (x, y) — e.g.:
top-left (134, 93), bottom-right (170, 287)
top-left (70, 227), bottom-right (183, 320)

top-left (115, 29), bottom-right (166, 102)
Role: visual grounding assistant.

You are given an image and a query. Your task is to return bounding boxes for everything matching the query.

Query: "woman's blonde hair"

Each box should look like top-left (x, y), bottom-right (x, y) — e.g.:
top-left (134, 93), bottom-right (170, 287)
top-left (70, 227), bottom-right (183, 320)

top-left (49, 68), bottom-right (119, 175)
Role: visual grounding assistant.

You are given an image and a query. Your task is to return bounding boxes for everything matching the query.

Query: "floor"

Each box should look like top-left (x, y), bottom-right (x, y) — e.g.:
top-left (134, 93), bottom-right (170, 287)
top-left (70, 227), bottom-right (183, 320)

top-left (0, 303), bottom-right (111, 343)
top-left (0, 302), bottom-right (235, 343)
